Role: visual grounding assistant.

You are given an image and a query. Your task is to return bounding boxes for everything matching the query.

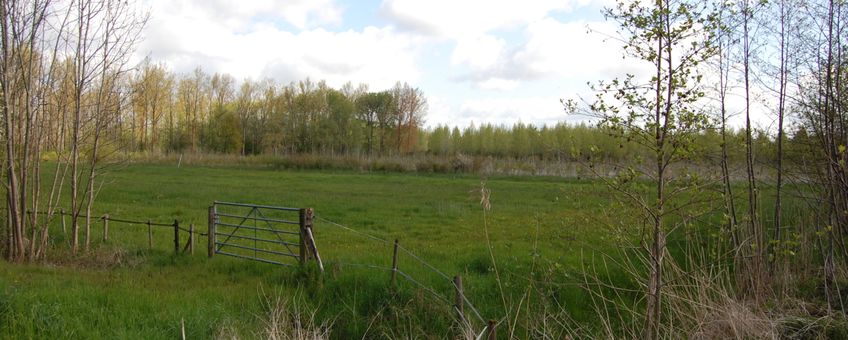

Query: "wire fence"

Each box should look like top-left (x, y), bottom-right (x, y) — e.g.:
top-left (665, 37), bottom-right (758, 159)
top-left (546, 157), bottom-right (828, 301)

top-left (17, 207), bottom-right (210, 255)
top-left (26, 208), bottom-right (183, 228)
top-left (16, 206), bottom-right (495, 333)
top-left (315, 215), bottom-right (486, 323)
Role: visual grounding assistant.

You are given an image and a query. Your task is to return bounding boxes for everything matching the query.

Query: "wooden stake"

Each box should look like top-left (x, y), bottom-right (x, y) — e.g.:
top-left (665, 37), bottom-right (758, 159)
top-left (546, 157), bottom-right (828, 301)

top-left (454, 275), bottom-right (464, 322)
top-left (189, 224), bottom-right (194, 255)
top-left (180, 318), bottom-right (186, 340)
top-left (61, 209), bottom-right (66, 235)
top-left (102, 214), bottom-right (109, 242)
top-left (391, 239), bottom-right (399, 288)
top-left (487, 320), bottom-right (496, 340)
top-left (303, 220), bottom-right (324, 271)
top-left (147, 220), bottom-right (152, 250)
top-left (298, 209), bottom-right (307, 264)
top-left (174, 219), bottom-right (180, 255)
top-left (208, 205), bottom-right (216, 258)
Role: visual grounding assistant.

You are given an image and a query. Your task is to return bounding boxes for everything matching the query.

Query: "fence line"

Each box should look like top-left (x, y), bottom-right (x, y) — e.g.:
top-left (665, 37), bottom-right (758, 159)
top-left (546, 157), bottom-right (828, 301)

top-left (24, 208), bottom-right (179, 228)
top-left (16, 208), bottom-right (208, 255)
top-left (17, 207), bottom-right (491, 327)
top-left (176, 225), bottom-right (205, 235)
top-left (315, 215), bottom-right (486, 323)
top-left (336, 261), bottom-right (486, 323)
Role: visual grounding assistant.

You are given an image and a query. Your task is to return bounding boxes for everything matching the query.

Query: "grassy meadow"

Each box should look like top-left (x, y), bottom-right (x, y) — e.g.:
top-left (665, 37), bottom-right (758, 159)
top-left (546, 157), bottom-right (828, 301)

top-left (0, 163), bottom-right (634, 338)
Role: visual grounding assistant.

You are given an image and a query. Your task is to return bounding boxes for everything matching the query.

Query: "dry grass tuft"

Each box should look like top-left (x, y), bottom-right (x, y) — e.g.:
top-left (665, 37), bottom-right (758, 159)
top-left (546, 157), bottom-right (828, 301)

top-left (41, 246), bottom-right (144, 269)
top-left (214, 319), bottom-right (241, 340)
top-left (258, 294), bottom-right (332, 340)
top-left (690, 297), bottom-right (778, 339)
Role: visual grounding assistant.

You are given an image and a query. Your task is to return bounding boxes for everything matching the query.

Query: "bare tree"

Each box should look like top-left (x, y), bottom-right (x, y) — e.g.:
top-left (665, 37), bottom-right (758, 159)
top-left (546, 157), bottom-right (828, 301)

top-left (391, 82), bottom-right (427, 154)
top-left (794, 0), bottom-right (847, 312)
top-left (1, 0), bottom-right (146, 259)
top-left (713, 1), bottom-right (741, 264)
top-left (735, 0), bottom-right (770, 296)
top-left (1, 0), bottom-right (53, 261)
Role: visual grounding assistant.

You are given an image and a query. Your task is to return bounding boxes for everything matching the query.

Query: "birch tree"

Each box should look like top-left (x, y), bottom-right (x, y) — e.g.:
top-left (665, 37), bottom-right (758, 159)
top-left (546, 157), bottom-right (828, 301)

top-left (583, 0), bottom-right (718, 337)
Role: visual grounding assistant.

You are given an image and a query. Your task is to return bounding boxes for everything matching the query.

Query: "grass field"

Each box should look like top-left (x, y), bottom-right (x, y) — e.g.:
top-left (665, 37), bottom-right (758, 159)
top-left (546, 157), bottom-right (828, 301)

top-left (0, 163), bottom-right (635, 338)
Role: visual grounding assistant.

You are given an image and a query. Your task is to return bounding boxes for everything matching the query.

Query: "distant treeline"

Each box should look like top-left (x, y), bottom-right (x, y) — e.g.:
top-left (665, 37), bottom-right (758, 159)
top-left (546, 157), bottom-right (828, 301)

top-left (123, 63), bottom-right (425, 156)
top-left (121, 62), bottom-right (788, 162)
top-left (425, 122), bottom-right (786, 162)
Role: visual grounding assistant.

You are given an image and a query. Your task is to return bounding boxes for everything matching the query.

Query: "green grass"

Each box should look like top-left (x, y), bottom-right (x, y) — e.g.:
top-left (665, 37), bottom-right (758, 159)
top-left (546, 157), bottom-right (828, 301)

top-left (1, 163), bottom-right (624, 338)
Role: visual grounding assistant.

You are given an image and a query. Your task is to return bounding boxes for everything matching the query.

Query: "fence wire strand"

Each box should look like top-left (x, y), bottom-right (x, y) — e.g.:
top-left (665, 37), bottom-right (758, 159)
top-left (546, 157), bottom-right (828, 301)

top-left (315, 216), bottom-right (391, 244)
top-left (397, 244), bottom-right (452, 281)
top-left (20, 207), bottom-right (212, 236)
top-left (316, 215), bottom-right (486, 323)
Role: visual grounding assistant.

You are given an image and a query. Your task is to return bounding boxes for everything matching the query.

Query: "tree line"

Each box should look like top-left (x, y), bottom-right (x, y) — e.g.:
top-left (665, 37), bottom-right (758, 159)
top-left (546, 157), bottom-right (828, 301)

top-left (124, 62), bottom-right (426, 156)
top-left (426, 122), bottom-right (783, 162)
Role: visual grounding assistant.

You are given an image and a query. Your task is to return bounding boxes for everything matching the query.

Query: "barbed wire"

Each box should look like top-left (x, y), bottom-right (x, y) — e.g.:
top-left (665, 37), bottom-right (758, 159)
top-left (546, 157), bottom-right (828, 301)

top-left (12, 207), bottom-right (215, 238)
top-left (316, 215), bottom-right (486, 323)
top-left (396, 244), bottom-right (452, 281)
top-left (315, 216), bottom-right (391, 244)
top-left (335, 262), bottom-right (395, 273)
top-left (175, 225), bottom-right (206, 236)
top-left (105, 216), bottom-right (174, 227)
top-left (335, 261), bottom-right (486, 322)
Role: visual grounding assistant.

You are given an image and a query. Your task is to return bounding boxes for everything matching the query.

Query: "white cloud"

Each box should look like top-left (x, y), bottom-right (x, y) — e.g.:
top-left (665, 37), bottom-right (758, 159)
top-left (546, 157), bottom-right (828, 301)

top-left (450, 34), bottom-right (505, 70)
top-left (381, 0), bottom-right (619, 91)
top-left (459, 97), bottom-right (580, 126)
top-left (427, 96), bottom-right (588, 128)
top-left (381, 0), bottom-right (597, 38)
top-left (446, 17), bottom-right (651, 91)
top-left (150, 0), bottom-right (342, 30)
top-left (136, 0), bottom-right (421, 89)
top-left (477, 78), bottom-right (520, 91)
top-left (514, 18), bottom-right (640, 79)
top-left (258, 27), bottom-right (423, 90)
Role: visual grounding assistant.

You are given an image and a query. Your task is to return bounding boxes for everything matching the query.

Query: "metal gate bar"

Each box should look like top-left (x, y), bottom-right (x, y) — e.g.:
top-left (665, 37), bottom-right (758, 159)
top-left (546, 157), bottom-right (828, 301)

top-left (215, 201), bottom-right (301, 212)
top-left (208, 202), bottom-right (322, 270)
top-left (216, 251), bottom-right (293, 266)
top-left (213, 232), bottom-right (300, 247)
top-left (216, 212), bottom-right (300, 225)
top-left (214, 242), bottom-right (299, 258)
top-left (216, 222), bottom-right (300, 235)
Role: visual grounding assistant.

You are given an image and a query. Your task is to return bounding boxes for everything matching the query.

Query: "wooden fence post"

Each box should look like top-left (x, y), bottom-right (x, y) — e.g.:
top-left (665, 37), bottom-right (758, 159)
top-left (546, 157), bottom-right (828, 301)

top-left (208, 205), bottom-right (216, 258)
top-left (189, 224), bottom-right (194, 255)
top-left (102, 214), bottom-right (109, 242)
top-left (487, 320), bottom-right (496, 340)
top-left (454, 275), bottom-right (464, 322)
top-left (303, 209), bottom-right (324, 272)
top-left (174, 219), bottom-right (180, 255)
top-left (298, 209), bottom-right (307, 264)
top-left (391, 239), bottom-right (399, 288)
top-left (147, 220), bottom-right (152, 250)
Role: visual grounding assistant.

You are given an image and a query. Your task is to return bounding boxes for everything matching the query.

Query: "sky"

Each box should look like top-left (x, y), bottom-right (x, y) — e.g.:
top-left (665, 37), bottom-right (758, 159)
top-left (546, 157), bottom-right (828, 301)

top-left (133, 0), bottom-right (765, 129)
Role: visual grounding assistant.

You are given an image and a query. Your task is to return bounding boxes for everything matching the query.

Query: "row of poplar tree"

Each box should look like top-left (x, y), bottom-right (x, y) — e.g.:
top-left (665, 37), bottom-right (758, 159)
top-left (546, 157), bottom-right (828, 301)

top-left (124, 63), bottom-right (426, 156)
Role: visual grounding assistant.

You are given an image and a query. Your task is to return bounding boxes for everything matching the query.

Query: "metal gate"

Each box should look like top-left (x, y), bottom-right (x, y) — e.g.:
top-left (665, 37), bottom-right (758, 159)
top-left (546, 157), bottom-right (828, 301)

top-left (207, 201), bottom-right (322, 270)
